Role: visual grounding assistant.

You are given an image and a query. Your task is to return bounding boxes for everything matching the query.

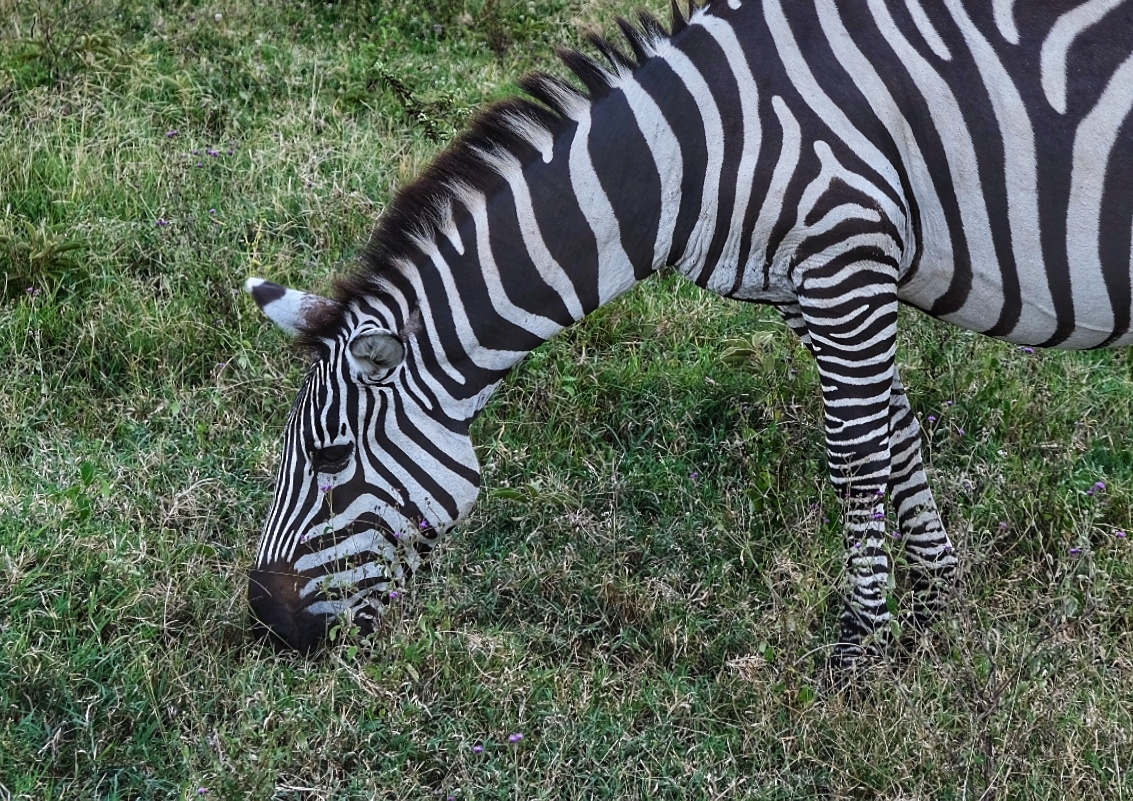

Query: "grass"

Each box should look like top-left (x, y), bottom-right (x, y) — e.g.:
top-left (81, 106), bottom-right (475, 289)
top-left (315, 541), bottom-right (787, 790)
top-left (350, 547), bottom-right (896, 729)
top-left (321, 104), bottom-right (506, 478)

top-left (1, 1), bottom-right (1132, 798)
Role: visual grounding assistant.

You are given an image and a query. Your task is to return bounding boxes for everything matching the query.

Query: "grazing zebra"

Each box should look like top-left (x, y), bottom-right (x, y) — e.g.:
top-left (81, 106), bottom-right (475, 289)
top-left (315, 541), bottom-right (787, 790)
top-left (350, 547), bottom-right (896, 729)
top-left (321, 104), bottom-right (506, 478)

top-left (244, 0), bottom-right (1133, 664)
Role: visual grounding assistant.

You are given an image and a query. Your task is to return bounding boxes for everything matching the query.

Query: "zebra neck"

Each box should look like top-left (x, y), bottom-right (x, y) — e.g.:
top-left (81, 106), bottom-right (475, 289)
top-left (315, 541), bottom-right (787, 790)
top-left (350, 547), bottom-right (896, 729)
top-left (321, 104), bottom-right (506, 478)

top-left (403, 111), bottom-right (684, 400)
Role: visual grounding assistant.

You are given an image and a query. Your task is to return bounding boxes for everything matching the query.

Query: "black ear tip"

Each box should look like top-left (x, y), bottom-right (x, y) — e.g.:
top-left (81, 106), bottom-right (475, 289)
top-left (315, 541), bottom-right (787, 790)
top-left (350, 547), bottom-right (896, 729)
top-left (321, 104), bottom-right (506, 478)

top-left (248, 279), bottom-right (287, 308)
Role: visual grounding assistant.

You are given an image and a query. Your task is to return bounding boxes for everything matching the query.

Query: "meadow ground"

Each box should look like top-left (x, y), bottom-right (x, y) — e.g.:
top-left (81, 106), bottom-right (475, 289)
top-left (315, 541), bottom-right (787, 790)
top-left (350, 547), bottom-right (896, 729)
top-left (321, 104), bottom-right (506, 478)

top-left (2, 1), bottom-right (1132, 798)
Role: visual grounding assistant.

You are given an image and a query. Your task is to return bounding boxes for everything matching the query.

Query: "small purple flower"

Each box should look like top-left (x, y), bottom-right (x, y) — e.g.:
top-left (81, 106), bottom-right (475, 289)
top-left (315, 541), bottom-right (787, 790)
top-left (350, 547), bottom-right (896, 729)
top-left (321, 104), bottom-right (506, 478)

top-left (320, 482), bottom-right (333, 494)
top-left (928, 415), bottom-right (937, 423)
top-left (1086, 481), bottom-right (1105, 497)
top-left (956, 428), bottom-right (965, 436)
top-left (508, 732), bottom-right (524, 744)
top-left (1069, 547), bottom-right (1082, 556)
top-left (999, 521), bottom-right (1009, 530)
top-left (689, 471), bottom-right (700, 481)
top-left (209, 208), bottom-right (216, 215)
top-left (871, 511), bottom-right (885, 520)
top-left (389, 590), bottom-right (400, 600)
top-left (1116, 531), bottom-right (1127, 539)
top-left (156, 218), bottom-right (170, 227)
top-left (227, 148), bottom-right (235, 155)
top-left (890, 530), bottom-right (902, 540)
top-left (197, 789), bottom-right (208, 795)
top-left (192, 149), bottom-right (200, 155)
top-left (419, 519), bottom-right (430, 529)
top-left (25, 286), bottom-right (40, 297)
top-left (472, 744), bottom-right (484, 754)
top-left (852, 541), bottom-right (862, 550)
top-left (196, 162), bottom-right (204, 168)
top-left (206, 148), bottom-right (220, 157)
top-left (1019, 346), bottom-right (1035, 355)
top-left (166, 129), bottom-right (179, 138)
top-left (945, 400), bottom-right (954, 407)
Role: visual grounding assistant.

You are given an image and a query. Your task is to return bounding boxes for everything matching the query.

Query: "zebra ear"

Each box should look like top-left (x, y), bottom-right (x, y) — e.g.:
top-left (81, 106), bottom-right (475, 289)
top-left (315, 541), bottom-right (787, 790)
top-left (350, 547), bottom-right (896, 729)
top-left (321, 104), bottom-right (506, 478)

top-left (244, 277), bottom-right (334, 337)
top-left (349, 329), bottom-right (405, 382)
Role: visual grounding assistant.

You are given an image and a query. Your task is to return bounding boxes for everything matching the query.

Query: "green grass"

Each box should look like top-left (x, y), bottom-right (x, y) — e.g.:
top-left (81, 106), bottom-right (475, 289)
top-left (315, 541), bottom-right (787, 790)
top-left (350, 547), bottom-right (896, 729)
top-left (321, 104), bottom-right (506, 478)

top-left (2, 1), bottom-right (1132, 798)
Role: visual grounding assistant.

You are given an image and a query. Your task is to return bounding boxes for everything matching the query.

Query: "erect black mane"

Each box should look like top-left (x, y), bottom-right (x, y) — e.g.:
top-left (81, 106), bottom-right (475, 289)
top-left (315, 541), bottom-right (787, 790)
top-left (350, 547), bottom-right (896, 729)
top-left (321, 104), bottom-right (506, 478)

top-left (298, 2), bottom-right (700, 348)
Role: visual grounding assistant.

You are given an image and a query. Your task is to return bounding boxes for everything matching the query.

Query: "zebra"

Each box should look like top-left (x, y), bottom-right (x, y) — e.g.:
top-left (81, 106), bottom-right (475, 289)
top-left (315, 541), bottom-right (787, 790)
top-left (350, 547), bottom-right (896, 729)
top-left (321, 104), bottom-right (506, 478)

top-left (244, 0), bottom-right (1133, 664)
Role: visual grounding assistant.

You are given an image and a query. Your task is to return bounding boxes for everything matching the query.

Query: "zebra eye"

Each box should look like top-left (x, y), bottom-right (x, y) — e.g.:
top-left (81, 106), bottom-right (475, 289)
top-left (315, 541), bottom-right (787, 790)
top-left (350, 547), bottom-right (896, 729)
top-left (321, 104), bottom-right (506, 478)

top-left (311, 443), bottom-right (352, 473)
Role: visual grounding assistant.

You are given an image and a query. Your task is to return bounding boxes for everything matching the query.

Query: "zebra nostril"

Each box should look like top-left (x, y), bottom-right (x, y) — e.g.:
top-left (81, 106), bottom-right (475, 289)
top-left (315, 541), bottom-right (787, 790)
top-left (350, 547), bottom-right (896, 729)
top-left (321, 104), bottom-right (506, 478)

top-left (248, 567), bottom-right (330, 656)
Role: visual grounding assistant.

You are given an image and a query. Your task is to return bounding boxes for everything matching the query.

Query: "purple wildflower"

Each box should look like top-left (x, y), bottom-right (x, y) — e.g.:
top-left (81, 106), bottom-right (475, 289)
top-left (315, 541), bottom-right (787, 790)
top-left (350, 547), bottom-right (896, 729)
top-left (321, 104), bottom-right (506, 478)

top-left (1069, 547), bottom-right (1082, 556)
top-left (320, 482), bottom-right (333, 494)
top-left (891, 530), bottom-right (902, 540)
top-left (872, 511), bottom-right (885, 520)
top-left (389, 590), bottom-right (400, 600)
top-left (999, 521), bottom-right (1009, 530)
top-left (690, 471), bottom-right (700, 480)
top-left (156, 218), bottom-right (170, 226)
top-left (472, 744), bottom-right (484, 754)
top-left (1116, 531), bottom-right (1127, 539)
top-left (419, 519), bottom-right (430, 529)
top-left (166, 129), bottom-right (179, 138)
top-left (206, 148), bottom-right (220, 157)
top-left (1020, 346), bottom-right (1035, 355)
top-left (508, 733), bottom-right (524, 744)
top-left (928, 415), bottom-right (937, 423)
top-left (25, 286), bottom-right (40, 297)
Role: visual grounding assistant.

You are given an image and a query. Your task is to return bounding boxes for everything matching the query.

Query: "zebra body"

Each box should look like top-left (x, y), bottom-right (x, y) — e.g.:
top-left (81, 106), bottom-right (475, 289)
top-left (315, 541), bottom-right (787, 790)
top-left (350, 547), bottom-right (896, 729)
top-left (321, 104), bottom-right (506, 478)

top-left (245, 0), bottom-right (1133, 660)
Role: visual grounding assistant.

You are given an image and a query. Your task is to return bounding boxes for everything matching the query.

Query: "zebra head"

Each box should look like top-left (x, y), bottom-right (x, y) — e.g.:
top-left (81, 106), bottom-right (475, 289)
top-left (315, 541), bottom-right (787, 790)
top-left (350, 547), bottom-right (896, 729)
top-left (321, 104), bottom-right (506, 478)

top-left (244, 277), bottom-right (481, 654)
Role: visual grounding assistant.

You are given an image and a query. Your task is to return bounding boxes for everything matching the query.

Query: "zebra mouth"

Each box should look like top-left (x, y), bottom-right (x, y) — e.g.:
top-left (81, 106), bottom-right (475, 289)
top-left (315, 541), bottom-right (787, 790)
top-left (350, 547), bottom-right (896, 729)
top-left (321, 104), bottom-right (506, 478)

top-left (248, 551), bottom-right (394, 654)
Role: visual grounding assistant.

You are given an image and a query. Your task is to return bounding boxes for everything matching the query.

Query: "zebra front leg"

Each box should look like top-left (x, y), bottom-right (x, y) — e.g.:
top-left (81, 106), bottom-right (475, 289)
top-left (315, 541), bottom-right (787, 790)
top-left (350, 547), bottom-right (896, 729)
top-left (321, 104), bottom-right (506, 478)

top-left (777, 299), bottom-right (893, 665)
top-left (887, 372), bottom-right (959, 628)
top-left (797, 284), bottom-right (898, 670)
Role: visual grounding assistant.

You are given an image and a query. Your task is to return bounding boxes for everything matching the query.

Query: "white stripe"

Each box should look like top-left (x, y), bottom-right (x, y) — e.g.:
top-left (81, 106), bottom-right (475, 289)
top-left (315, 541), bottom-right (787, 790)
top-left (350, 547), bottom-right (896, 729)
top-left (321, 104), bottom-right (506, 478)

top-left (737, 95), bottom-right (800, 300)
top-left (942, 0), bottom-right (1056, 344)
top-left (862, 0), bottom-right (1005, 332)
top-left (992, 0), bottom-right (1019, 45)
top-left (415, 223), bottom-right (530, 371)
top-left (448, 177), bottom-right (566, 339)
top-left (567, 107), bottom-right (639, 305)
top-left (697, 14), bottom-right (763, 296)
top-left (619, 77), bottom-right (682, 270)
top-left (1041, 0), bottom-right (1127, 115)
top-left (1064, 52), bottom-right (1133, 348)
top-left (471, 148), bottom-right (585, 319)
top-left (904, 0), bottom-right (952, 60)
top-left (663, 39), bottom-right (726, 276)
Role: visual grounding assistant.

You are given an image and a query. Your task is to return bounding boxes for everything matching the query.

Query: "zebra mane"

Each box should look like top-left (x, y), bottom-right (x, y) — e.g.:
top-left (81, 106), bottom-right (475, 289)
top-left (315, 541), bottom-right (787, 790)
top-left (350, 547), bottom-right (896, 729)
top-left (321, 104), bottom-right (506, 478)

top-left (299, 2), bottom-right (701, 346)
